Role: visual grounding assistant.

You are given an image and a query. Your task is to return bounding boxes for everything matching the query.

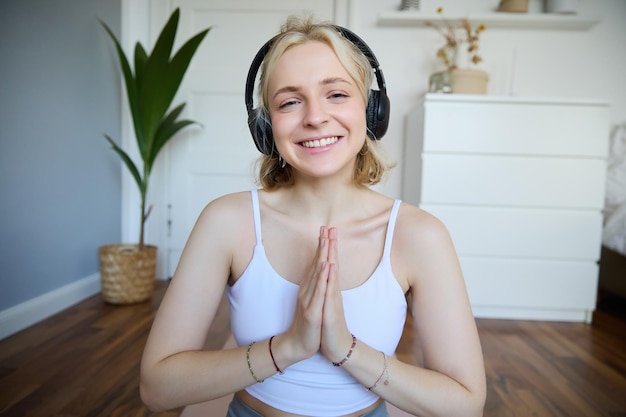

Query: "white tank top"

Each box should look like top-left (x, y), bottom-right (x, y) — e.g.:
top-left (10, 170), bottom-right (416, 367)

top-left (227, 189), bottom-right (407, 416)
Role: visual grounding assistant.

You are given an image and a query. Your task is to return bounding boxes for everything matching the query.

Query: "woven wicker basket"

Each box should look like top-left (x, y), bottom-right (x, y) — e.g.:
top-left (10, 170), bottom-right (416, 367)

top-left (98, 244), bottom-right (157, 304)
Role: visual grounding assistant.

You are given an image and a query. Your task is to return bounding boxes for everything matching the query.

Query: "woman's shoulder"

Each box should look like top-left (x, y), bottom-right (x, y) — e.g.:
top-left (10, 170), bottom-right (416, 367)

top-left (203, 190), bottom-right (252, 210)
top-left (395, 202), bottom-right (454, 248)
top-left (392, 202), bottom-right (461, 290)
top-left (195, 190), bottom-right (254, 229)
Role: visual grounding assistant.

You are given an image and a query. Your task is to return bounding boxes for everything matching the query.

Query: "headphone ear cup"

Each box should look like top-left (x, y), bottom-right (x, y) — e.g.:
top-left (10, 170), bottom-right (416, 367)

top-left (366, 90), bottom-right (380, 139)
top-left (376, 90), bottom-right (390, 139)
top-left (366, 90), bottom-right (390, 140)
top-left (248, 111), bottom-right (276, 155)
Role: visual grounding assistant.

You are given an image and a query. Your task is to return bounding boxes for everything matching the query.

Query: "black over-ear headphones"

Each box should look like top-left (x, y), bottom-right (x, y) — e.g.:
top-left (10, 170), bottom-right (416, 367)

top-left (245, 25), bottom-right (391, 156)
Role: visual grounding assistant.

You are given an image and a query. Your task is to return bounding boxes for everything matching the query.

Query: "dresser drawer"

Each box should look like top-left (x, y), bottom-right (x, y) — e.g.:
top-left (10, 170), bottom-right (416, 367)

top-left (421, 154), bottom-right (607, 209)
top-left (423, 96), bottom-right (610, 157)
top-left (422, 205), bottom-right (604, 260)
top-left (461, 257), bottom-right (598, 310)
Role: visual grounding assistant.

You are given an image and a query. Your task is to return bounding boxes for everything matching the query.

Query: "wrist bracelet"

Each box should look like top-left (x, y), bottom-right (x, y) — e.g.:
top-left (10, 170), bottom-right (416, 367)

top-left (269, 336), bottom-right (284, 374)
top-left (246, 342), bottom-right (264, 383)
top-left (332, 334), bottom-right (357, 367)
top-left (367, 352), bottom-right (389, 391)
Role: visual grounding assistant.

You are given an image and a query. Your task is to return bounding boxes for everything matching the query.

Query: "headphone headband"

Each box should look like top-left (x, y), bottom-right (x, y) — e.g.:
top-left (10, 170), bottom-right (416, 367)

top-left (245, 25), bottom-right (390, 155)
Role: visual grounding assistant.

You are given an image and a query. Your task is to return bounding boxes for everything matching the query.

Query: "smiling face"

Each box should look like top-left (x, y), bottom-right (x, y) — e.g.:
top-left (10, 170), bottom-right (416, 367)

top-left (266, 40), bottom-right (368, 182)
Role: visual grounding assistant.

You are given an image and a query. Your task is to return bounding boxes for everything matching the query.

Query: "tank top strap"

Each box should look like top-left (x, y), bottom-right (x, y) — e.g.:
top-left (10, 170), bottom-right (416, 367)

top-left (383, 200), bottom-right (402, 257)
top-left (250, 189), bottom-right (263, 246)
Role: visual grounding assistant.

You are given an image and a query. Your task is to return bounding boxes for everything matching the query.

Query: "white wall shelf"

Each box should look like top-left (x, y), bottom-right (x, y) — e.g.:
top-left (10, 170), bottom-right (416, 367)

top-left (377, 11), bottom-right (601, 30)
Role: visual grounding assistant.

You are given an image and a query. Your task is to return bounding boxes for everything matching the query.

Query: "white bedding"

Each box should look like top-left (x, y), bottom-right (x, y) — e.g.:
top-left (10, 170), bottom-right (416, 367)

top-left (603, 122), bottom-right (626, 256)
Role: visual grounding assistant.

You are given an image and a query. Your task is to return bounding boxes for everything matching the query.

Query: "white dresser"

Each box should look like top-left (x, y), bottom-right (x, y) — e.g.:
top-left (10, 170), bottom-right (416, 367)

top-left (403, 94), bottom-right (610, 322)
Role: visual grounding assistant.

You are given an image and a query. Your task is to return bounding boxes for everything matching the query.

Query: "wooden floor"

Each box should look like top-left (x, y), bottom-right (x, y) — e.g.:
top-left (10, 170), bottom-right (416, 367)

top-left (1, 281), bottom-right (625, 417)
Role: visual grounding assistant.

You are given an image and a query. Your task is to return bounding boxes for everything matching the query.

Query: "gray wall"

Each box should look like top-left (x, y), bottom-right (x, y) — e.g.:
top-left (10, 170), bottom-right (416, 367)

top-left (0, 0), bottom-right (122, 311)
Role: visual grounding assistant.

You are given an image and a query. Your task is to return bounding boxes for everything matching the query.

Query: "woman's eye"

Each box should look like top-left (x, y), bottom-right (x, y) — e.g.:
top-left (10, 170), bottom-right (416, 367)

top-left (278, 99), bottom-right (299, 109)
top-left (329, 92), bottom-right (348, 100)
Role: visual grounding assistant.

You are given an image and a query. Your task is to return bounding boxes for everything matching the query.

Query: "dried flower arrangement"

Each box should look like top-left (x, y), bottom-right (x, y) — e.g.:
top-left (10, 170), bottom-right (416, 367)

top-left (426, 8), bottom-right (486, 70)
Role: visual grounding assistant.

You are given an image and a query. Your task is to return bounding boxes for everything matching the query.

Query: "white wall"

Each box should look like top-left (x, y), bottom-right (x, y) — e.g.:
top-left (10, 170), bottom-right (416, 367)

top-left (0, 0), bottom-right (122, 339)
top-left (351, 0), bottom-right (626, 199)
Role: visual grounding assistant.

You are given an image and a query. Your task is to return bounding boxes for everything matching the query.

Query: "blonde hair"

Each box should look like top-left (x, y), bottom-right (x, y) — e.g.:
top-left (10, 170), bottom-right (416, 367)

top-left (254, 15), bottom-right (394, 190)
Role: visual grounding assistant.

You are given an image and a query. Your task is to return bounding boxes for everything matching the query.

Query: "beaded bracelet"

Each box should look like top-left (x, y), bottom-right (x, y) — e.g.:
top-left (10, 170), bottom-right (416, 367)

top-left (269, 336), bottom-right (284, 374)
top-left (367, 352), bottom-right (389, 391)
top-left (332, 334), bottom-right (357, 367)
top-left (246, 342), bottom-right (264, 383)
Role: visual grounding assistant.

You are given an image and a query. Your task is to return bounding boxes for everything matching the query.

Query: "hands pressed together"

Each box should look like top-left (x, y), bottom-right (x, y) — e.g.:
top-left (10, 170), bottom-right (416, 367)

top-left (284, 226), bottom-right (355, 365)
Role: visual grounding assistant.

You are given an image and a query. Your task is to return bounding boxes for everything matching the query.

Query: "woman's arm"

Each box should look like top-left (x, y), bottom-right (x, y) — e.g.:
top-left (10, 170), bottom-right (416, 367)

top-left (139, 193), bottom-right (267, 411)
top-left (341, 204), bottom-right (486, 417)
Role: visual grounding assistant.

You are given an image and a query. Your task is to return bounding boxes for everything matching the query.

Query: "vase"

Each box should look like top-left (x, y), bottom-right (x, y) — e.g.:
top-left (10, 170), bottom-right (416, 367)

top-left (452, 69), bottom-right (489, 94)
top-left (399, 0), bottom-right (420, 10)
top-left (99, 243), bottom-right (157, 304)
top-left (498, 0), bottom-right (529, 12)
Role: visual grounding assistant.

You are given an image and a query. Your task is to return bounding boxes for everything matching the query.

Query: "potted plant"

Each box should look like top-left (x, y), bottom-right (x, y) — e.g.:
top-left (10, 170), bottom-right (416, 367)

top-left (98, 9), bottom-right (210, 304)
top-left (426, 8), bottom-right (488, 95)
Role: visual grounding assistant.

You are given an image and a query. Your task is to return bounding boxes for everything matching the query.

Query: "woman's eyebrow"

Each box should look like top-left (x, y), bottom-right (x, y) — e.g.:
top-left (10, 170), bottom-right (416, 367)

top-left (273, 85), bottom-right (300, 99)
top-left (321, 77), bottom-right (351, 86)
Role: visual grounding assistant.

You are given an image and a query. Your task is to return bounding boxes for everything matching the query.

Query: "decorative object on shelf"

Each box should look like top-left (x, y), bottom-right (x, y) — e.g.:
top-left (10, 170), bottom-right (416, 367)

top-left (498, 0), bottom-right (529, 13)
top-left (426, 8), bottom-right (488, 94)
top-left (399, 0), bottom-right (420, 10)
top-left (99, 9), bottom-right (210, 304)
top-left (429, 70), bottom-right (454, 93)
top-left (451, 68), bottom-right (489, 94)
top-left (545, 0), bottom-right (578, 14)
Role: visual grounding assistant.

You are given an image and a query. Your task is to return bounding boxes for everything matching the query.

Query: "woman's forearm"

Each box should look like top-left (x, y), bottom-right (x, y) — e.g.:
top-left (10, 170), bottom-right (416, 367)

top-left (140, 343), bottom-right (264, 411)
top-left (342, 340), bottom-right (486, 417)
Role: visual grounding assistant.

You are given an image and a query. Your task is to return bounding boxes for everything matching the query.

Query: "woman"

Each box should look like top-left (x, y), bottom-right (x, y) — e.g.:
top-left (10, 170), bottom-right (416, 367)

top-left (140, 15), bottom-right (486, 417)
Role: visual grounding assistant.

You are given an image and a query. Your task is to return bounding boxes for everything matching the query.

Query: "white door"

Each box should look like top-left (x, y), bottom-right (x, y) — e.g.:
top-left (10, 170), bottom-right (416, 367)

top-left (144, 1), bottom-right (345, 278)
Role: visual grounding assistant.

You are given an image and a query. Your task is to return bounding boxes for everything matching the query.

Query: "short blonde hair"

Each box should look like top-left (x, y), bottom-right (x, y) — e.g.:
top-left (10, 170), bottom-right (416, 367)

top-left (254, 15), bottom-right (394, 190)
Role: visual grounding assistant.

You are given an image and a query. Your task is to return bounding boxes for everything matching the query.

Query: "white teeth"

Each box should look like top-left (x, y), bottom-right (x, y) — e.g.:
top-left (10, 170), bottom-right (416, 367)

top-left (301, 137), bottom-right (339, 148)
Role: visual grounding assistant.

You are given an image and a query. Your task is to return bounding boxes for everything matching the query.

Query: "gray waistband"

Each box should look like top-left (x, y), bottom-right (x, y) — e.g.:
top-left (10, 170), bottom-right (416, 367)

top-left (226, 395), bottom-right (389, 417)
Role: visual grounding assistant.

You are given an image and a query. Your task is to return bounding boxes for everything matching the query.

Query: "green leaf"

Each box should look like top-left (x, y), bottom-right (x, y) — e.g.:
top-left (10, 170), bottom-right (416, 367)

top-left (165, 27), bottom-right (211, 102)
top-left (148, 103), bottom-right (187, 164)
top-left (137, 9), bottom-right (181, 148)
top-left (145, 108), bottom-right (198, 172)
top-left (153, 119), bottom-right (196, 163)
top-left (149, 8), bottom-right (179, 66)
top-left (100, 20), bottom-right (143, 149)
top-left (133, 43), bottom-right (150, 160)
top-left (134, 43), bottom-right (149, 98)
top-left (104, 134), bottom-right (143, 191)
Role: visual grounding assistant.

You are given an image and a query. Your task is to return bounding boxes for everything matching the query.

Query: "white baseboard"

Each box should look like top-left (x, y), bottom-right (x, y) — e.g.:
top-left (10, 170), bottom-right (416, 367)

top-left (472, 306), bottom-right (593, 323)
top-left (0, 273), bottom-right (101, 341)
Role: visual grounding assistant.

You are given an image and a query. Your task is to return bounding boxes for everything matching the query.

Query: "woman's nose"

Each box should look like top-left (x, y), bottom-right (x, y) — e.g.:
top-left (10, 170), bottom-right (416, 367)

top-left (303, 100), bottom-right (329, 127)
